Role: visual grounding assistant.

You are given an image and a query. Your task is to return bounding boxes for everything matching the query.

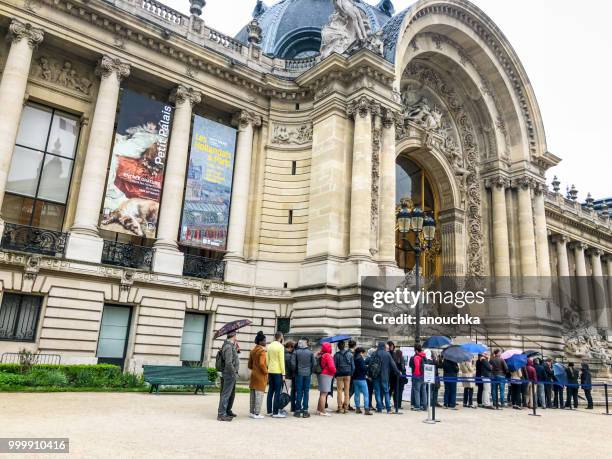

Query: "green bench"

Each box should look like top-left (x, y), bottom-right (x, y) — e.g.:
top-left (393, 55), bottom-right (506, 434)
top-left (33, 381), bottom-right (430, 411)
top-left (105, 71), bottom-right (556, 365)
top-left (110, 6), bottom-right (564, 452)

top-left (143, 365), bottom-right (215, 394)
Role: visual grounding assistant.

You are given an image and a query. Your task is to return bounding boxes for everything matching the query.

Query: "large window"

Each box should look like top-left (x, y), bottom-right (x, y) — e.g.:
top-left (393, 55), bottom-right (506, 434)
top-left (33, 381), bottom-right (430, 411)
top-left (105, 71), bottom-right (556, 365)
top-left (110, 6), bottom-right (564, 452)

top-left (0, 293), bottom-right (42, 342)
top-left (96, 305), bottom-right (132, 369)
top-left (2, 103), bottom-right (80, 231)
top-left (180, 313), bottom-right (207, 364)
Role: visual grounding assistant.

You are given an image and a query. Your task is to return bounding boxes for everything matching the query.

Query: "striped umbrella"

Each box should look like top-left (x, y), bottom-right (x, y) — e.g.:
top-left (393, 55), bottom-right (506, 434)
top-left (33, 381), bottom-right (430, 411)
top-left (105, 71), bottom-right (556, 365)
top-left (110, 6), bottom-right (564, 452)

top-left (213, 319), bottom-right (252, 339)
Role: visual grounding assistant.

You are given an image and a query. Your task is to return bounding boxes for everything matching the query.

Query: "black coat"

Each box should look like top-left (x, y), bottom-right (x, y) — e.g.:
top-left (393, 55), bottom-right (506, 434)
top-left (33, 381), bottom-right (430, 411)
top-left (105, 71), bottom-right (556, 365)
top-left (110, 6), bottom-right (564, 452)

top-left (566, 366), bottom-right (579, 384)
top-left (442, 359), bottom-right (459, 376)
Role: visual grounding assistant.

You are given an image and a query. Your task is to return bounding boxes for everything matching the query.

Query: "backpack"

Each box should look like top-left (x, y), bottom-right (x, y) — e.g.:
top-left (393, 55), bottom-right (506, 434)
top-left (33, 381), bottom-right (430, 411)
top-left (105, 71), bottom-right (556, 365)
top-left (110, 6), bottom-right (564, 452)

top-left (335, 350), bottom-right (353, 375)
top-left (215, 345), bottom-right (225, 371)
top-left (367, 352), bottom-right (382, 380)
top-left (314, 355), bottom-right (323, 375)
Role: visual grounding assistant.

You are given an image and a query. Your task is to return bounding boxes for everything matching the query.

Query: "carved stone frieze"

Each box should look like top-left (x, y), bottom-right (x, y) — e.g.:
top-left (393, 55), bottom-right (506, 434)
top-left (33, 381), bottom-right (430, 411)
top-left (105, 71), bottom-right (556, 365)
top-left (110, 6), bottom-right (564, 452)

top-left (271, 123), bottom-right (313, 145)
top-left (32, 54), bottom-right (93, 96)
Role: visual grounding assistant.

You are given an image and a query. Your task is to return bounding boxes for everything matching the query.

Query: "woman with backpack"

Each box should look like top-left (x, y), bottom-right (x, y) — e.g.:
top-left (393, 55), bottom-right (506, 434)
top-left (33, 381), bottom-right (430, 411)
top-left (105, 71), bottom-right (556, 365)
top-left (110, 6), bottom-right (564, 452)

top-left (316, 342), bottom-right (336, 416)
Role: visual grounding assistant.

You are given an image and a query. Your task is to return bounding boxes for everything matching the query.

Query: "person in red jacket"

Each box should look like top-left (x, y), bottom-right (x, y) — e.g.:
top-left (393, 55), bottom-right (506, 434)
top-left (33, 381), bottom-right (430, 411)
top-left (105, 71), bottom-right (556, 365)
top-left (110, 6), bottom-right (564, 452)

top-left (317, 342), bottom-right (336, 416)
top-left (526, 358), bottom-right (538, 408)
top-left (409, 344), bottom-right (428, 411)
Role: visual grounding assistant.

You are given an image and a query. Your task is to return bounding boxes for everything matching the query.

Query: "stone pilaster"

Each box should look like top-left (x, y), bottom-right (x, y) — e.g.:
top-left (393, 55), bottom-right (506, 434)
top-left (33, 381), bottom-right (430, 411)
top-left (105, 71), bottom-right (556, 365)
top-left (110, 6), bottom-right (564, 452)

top-left (225, 110), bottom-right (261, 260)
top-left (485, 176), bottom-right (511, 293)
top-left (66, 55), bottom-right (130, 263)
top-left (377, 109), bottom-right (397, 265)
top-left (348, 96), bottom-right (375, 260)
top-left (152, 85), bottom-right (202, 275)
top-left (605, 255), bottom-right (612, 329)
top-left (587, 248), bottom-right (607, 328)
top-left (570, 241), bottom-right (591, 322)
top-left (514, 177), bottom-right (538, 281)
top-left (0, 20), bottom-right (44, 233)
top-left (533, 183), bottom-right (552, 278)
top-left (552, 234), bottom-right (571, 312)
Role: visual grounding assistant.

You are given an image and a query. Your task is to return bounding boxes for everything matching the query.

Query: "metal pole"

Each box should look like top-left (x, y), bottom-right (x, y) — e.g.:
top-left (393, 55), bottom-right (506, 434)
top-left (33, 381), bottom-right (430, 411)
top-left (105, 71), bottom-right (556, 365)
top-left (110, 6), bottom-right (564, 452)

top-left (415, 246), bottom-right (421, 345)
top-left (423, 382), bottom-right (436, 424)
top-left (604, 384), bottom-right (610, 416)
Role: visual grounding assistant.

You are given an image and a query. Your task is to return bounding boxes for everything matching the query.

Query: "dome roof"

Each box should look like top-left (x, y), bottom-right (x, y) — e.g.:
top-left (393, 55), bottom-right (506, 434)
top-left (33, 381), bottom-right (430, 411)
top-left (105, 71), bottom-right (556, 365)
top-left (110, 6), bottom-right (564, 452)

top-left (235, 0), bottom-right (395, 59)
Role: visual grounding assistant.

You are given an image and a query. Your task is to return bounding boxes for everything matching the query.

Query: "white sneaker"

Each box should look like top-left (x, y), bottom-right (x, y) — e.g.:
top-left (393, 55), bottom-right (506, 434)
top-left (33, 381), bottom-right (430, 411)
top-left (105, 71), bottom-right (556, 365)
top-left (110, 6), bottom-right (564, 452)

top-left (280, 409), bottom-right (288, 416)
top-left (272, 413), bottom-right (287, 418)
top-left (252, 414), bottom-right (265, 419)
top-left (249, 413), bottom-right (256, 419)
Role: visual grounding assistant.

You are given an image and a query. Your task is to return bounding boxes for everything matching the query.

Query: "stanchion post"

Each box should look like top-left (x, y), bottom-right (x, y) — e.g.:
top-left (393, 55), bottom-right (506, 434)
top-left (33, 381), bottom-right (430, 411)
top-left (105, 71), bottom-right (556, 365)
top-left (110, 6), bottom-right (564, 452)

top-left (604, 384), bottom-right (610, 416)
top-left (431, 381), bottom-right (436, 421)
top-left (529, 382), bottom-right (540, 417)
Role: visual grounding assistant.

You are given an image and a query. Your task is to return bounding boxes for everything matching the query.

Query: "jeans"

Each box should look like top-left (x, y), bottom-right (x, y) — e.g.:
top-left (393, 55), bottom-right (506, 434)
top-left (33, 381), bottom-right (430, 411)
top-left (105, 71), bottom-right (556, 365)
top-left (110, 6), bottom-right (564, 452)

top-left (373, 378), bottom-right (391, 412)
top-left (511, 383), bottom-right (522, 406)
top-left (482, 379), bottom-right (491, 407)
top-left (553, 385), bottom-right (564, 408)
top-left (294, 375), bottom-right (311, 412)
top-left (353, 379), bottom-right (369, 410)
top-left (492, 375), bottom-right (506, 406)
top-left (366, 378), bottom-right (374, 410)
top-left (218, 374), bottom-right (236, 416)
top-left (463, 387), bottom-right (474, 406)
top-left (412, 378), bottom-right (428, 410)
top-left (584, 389), bottom-right (593, 408)
top-left (545, 383), bottom-right (553, 407)
top-left (537, 383), bottom-right (546, 408)
top-left (565, 387), bottom-right (578, 408)
top-left (266, 373), bottom-right (283, 415)
top-left (476, 383), bottom-right (483, 405)
top-left (444, 381), bottom-right (457, 408)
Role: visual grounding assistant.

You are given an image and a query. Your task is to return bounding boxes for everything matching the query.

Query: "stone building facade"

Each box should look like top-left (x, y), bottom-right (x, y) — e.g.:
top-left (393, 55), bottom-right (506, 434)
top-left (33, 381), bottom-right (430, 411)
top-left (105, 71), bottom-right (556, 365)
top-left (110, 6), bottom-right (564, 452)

top-left (0, 0), bottom-right (610, 375)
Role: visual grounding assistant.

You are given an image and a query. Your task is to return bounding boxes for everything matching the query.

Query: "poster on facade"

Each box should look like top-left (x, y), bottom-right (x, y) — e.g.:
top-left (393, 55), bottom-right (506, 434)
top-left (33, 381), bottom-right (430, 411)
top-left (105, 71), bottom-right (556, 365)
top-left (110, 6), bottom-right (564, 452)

top-left (100, 90), bottom-right (173, 238)
top-left (179, 115), bottom-right (236, 250)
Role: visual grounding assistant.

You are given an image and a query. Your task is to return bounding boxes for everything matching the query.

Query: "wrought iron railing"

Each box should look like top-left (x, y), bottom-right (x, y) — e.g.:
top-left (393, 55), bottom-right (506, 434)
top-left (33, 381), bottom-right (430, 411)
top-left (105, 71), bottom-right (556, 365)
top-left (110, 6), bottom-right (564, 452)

top-left (182, 254), bottom-right (225, 280)
top-left (0, 223), bottom-right (67, 256)
top-left (1, 352), bottom-right (61, 365)
top-left (101, 240), bottom-right (153, 270)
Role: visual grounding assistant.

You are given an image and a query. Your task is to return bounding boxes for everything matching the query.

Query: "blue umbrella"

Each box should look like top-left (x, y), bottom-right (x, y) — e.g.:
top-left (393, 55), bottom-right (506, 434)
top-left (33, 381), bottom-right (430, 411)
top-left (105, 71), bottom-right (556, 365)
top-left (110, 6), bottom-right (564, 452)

top-left (320, 334), bottom-right (352, 344)
top-left (442, 345), bottom-right (472, 363)
top-left (460, 342), bottom-right (488, 354)
top-left (423, 335), bottom-right (452, 349)
top-left (553, 363), bottom-right (567, 385)
top-left (505, 353), bottom-right (528, 371)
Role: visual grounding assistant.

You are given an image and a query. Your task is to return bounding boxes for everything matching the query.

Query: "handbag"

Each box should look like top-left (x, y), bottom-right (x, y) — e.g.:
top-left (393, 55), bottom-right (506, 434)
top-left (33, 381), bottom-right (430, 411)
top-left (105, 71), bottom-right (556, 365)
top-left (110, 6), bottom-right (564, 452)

top-left (279, 381), bottom-right (291, 409)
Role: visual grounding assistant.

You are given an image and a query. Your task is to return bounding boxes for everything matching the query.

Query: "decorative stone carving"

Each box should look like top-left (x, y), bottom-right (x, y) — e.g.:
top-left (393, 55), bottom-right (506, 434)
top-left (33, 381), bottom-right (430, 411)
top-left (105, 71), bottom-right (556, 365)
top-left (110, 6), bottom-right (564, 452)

top-left (33, 55), bottom-right (93, 96)
top-left (484, 175), bottom-right (510, 190)
top-left (551, 175), bottom-right (561, 193)
top-left (320, 0), bottom-right (370, 59)
top-left (403, 96), bottom-right (443, 131)
top-left (24, 255), bottom-right (42, 281)
top-left (246, 18), bottom-right (262, 45)
top-left (120, 269), bottom-right (135, 292)
top-left (346, 96), bottom-right (378, 118)
top-left (170, 84), bottom-right (202, 107)
top-left (95, 55), bottom-right (131, 82)
top-left (563, 326), bottom-right (611, 366)
top-left (8, 20), bottom-right (44, 48)
top-left (271, 123), bottom-right (313, 145)
top-left (233, 110), bottom-right (262, 129)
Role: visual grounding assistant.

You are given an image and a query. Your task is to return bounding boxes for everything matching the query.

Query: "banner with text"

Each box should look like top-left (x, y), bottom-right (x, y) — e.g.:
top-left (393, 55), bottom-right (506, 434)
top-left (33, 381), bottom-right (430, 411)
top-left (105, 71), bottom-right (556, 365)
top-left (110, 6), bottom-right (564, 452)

top-left (100, 89), bottom-right (173, 238)
top-left (180, 115), bottom-right (236, 250)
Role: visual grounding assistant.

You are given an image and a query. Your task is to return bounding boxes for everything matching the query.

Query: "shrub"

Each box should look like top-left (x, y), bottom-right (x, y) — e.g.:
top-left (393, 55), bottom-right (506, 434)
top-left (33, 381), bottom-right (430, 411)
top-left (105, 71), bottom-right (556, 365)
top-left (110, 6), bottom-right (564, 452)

top-left (17, 348), bottom-right (38, 374)
top-left (0, 372), bottom-right (28, 386)
top-left (207, 367), bottom-right (218, 383)
top-left (27, 369), bottom-right (68, 387)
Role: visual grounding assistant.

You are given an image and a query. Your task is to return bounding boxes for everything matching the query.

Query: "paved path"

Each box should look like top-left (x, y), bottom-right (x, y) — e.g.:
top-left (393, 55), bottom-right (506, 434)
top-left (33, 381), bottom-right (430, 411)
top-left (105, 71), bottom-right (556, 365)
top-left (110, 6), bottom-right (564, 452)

top-left (1, 392), bottom-right (611, 458)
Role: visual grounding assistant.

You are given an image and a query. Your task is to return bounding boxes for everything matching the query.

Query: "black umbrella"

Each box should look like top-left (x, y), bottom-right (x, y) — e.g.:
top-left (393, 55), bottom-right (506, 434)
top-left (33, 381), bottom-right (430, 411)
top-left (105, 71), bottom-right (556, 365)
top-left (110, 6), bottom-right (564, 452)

top-left (213, 319), bottom-right (252, 339)
top-left (523, 350), bottom-right (541, 358)
top-left (442, 345), bottom-right (472, 363)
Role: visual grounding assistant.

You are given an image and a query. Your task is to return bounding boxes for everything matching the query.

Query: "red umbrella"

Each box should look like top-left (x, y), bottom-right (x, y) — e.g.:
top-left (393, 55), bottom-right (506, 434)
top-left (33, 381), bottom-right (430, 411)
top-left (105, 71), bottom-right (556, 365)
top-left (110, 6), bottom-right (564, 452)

top-left (213, 319), bottom-right (252, 339)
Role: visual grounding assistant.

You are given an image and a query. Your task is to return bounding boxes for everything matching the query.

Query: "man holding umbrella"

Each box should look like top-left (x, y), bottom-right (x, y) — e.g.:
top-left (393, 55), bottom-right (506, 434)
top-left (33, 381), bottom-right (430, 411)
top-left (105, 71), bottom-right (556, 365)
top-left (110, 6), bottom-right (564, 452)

top-left (217, 331), bottom-right (240, 422)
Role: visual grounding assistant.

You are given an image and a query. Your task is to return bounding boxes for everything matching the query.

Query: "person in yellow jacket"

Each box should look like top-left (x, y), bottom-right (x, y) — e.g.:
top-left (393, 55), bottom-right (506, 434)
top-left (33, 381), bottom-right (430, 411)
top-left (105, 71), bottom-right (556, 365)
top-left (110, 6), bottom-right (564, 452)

top-left (266, 331), bottom-right (286, 417)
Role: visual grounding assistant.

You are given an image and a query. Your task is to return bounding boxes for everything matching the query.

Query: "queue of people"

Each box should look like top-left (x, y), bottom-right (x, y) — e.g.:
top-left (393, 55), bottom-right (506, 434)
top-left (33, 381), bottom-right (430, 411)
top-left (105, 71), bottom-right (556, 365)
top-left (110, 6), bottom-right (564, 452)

top-left (216, 331), bottom-right (598, 422)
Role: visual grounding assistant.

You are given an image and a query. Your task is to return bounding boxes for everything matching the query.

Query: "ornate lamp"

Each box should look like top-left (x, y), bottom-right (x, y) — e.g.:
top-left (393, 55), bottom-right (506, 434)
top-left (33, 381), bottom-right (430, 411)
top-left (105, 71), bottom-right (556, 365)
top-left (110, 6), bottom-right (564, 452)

top-left (410, 206), bottom-right (424, 233)
top-left (423, 214), bottom-right (436, 241)
top-left (397, 201), bottom-right (412, 234)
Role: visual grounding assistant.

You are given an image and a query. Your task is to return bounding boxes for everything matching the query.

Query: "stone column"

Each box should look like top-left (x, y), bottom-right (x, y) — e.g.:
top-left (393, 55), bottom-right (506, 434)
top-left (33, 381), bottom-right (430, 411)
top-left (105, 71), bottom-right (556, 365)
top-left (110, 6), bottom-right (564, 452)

top-left (571, 241), bottom-right (591, 322)
top-left (152, 85), bottom-right (201, 275)
top-left (65, 56), bottom-right (130, 263)
top-left (348, 97), bottom-right (374, 260)
top-left (487, 176), bottom-right (511, 293)
top-left (605, 255), bottom-right (612, 329)
top-left (0, 20), bottom-right (44, 228)
top-left (515, 177), bottom-right (538, 296)
top-left (588, 248), bottom-right (607, 328)
top-left (225, 110), bottom-right (261, 259)
top-left (533, 183), bottom-right (551, 277)
top-left (377, 109), bottom-right (396, 265)
top-left (553, 234), bottom-right (570, 312)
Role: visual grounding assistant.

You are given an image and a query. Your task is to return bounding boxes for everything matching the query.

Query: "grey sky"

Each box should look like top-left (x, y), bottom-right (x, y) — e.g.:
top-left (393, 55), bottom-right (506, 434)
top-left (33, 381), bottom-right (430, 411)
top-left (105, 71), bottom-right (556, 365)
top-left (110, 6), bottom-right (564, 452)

top-left (164, 0), bottom-right (611, 201)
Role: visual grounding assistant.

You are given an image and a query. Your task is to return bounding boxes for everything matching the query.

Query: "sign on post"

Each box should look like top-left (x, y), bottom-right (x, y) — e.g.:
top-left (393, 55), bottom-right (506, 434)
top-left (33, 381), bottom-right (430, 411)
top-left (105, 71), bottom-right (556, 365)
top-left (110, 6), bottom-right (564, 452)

top-left (424, 364), bottom-right (435, 384)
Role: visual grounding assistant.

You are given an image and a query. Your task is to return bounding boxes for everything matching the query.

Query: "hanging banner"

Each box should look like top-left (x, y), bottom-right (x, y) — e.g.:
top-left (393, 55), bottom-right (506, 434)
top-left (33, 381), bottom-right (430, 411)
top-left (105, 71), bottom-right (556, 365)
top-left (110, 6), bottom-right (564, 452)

top-left (180, 115), bottom-right (236, 250)
top-left (100, 90), bottom-right (173, 238)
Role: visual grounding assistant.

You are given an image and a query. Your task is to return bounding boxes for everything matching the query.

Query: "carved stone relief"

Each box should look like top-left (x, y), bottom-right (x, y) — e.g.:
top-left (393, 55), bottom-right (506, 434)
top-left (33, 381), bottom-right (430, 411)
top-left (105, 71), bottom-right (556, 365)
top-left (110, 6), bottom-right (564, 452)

top-left (399, 62), bottom-right (485, 277)
top-left (271, 123), bottom-right (313, 145)
top-left (31, 53), bottom-right (93, 96)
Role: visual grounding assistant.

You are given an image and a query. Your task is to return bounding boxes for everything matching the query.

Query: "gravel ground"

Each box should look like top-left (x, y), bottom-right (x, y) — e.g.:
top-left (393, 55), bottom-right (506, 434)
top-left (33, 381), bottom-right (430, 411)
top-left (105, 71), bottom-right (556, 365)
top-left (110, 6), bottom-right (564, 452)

top-left (1, 391), bottom-right (611, 458)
